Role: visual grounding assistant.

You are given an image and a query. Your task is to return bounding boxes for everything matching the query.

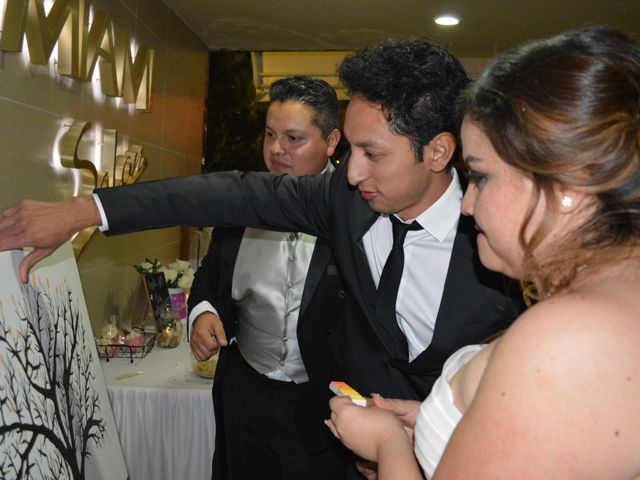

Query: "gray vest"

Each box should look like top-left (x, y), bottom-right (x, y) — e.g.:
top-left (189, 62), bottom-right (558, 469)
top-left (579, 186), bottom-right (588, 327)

top-left (233, 228), bottom-right (316, 383)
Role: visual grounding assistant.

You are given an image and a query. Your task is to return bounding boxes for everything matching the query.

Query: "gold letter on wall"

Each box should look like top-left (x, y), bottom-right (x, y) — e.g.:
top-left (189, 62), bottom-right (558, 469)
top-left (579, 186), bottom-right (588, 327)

top-left (58, 120), bottom-right (98, 256)
top-left (0, 0), bottom-right (73, 63)
top-left (114, 28), bottom-right (153, 110)
top-left (82, 9), bottom-right (118, 94)
top-left (59, 121), bottom-right (147, 256)
top-left (59, 120), bottom-right (98, 194)
top-left (0, 0), bottom-right (153, 110)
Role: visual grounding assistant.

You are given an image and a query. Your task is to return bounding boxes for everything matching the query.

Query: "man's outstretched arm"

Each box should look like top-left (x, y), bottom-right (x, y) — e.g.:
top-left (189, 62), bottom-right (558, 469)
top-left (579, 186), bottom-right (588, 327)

top-left (0, 196), bottom-right (101, 282)
top-left (96, 170), bottom-right (334, 237)
top-left (0, 169), bottom-right (336, 282)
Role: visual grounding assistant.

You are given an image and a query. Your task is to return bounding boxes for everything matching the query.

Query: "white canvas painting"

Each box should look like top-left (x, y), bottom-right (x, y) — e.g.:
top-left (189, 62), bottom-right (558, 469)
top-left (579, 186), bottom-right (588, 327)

top-left (0, 244), bottom-right (127, 480)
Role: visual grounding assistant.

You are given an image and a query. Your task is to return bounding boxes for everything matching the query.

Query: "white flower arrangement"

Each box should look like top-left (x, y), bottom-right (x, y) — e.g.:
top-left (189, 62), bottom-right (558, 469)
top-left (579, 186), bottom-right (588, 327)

top-left (134, 258), bottom-right (162, 275)
top-left (134, 258), bottom-right (195, 290)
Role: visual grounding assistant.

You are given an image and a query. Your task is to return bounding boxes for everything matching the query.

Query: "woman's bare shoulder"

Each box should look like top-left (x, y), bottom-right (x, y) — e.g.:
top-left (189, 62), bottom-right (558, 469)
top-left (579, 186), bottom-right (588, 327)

top-left (503, 285), bottom-right (640, 356)
top-left (487, 286), bottom-right (640, 395)
top-left (435, 286), bottom-right (640, 478)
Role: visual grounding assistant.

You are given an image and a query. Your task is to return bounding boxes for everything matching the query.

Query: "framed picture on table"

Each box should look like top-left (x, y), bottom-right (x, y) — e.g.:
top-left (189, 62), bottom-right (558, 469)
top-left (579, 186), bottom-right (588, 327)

top-left (126, 271), bottom-right (170, 330)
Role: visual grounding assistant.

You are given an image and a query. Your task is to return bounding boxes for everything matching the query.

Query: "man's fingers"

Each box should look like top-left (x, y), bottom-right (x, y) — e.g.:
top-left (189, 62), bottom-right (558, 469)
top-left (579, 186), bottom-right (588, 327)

top-left (190, 331), bottom-right (221, 360)
top-left (0, 217), bottom-right (22, 249)
top-left (192, 345), bottom-right (211, 361)
top-left (190, 338), bottom-right (216, 361)
top-left (19, 248), bottom-right (54, 284)
top-left (210, 320), bottom-right (228, 347)
top-left (2, 204), bottom-right (18, 217)
top-left (1, 198), bottom-right (97, 255)
top-left (190, 313), bottom-right (227, 360)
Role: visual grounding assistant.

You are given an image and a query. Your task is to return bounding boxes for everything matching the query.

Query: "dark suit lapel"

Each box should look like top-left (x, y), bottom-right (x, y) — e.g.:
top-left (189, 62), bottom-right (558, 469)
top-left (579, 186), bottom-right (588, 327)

top-left (299, 239), bottom-right (332, 316)
top-left (348, 192), bottom-right (412, 358)
top-left (404, 215), bottom-right (477, 372)
top-left (349, 192), bottom-right (379, 311)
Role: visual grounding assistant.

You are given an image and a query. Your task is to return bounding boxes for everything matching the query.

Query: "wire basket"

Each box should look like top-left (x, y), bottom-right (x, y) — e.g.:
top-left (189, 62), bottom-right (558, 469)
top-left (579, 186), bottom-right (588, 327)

top-left (96, 329), bottom-right (155, 363)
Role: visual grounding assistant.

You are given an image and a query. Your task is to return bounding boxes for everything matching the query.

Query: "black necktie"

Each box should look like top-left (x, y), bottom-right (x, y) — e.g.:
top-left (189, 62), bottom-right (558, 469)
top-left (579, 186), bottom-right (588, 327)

top-left (375, 215), bottom-right (422, 357)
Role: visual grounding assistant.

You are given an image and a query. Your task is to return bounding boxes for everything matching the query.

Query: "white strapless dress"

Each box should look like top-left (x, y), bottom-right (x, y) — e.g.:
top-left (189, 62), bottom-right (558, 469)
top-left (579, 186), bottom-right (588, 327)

top-left (414, 344), bottom-right (484, 478)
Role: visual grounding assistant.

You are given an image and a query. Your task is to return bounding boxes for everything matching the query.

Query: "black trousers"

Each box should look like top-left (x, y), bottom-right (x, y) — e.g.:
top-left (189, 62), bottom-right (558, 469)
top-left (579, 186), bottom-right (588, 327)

top-left (212, 345), bottom-right (349, 480)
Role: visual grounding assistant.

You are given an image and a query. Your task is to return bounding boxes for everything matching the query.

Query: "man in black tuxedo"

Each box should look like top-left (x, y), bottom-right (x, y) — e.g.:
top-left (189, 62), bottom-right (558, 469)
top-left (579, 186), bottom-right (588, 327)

top-left (0, 39), bottom-right (522, 478)
top-left (188, 76), bottom-right (346, 480)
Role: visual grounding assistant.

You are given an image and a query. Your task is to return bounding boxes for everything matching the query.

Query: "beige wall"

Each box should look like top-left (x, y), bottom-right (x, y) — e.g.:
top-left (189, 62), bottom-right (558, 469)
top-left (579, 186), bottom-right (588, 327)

top-left (252, 51), bottom-right (492, 101)
top-left (0, 0), bottom-right (209, 334)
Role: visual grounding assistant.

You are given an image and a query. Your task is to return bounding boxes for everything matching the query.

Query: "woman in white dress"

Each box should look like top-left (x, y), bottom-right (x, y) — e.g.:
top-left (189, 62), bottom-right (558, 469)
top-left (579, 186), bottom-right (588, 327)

top-left (327, 26), bottom-right (640, 479)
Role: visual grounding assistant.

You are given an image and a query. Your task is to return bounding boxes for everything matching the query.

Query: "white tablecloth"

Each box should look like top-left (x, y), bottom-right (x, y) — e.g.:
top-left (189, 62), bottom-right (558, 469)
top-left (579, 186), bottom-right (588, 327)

top-left (100, 340), bottom-right (215, 480)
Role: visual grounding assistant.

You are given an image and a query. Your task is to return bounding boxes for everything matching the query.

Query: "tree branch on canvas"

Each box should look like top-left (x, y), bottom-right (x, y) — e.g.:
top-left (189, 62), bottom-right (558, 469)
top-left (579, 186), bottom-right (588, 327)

top-left (0, 277), bottom-right (106, 479)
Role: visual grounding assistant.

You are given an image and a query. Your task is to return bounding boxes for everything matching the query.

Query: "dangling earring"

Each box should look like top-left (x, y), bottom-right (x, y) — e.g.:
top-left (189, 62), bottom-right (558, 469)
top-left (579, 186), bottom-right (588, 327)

top-left (561, 196), bottom-right (573, 208)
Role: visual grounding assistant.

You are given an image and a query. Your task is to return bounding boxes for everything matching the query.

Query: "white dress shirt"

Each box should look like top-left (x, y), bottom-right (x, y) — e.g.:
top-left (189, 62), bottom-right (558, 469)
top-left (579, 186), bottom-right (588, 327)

top-left (362, 169), bottom-right (462, 361)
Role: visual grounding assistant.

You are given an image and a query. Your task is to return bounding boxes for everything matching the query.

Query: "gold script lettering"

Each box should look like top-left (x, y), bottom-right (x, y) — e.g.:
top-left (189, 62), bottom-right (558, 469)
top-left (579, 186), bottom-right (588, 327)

top-left (58, 120), bottom-right (98, 195)
top-left (0, 0), bottom-right (153, 110)
top-left (114, 145), bottom-right (147, 185)
top-left (58, 122), bottom-right (148, 255)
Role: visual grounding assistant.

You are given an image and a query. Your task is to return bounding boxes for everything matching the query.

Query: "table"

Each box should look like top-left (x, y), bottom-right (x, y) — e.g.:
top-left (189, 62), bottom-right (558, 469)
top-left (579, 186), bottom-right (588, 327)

top-left (100, 339), bottom-right (215, 480)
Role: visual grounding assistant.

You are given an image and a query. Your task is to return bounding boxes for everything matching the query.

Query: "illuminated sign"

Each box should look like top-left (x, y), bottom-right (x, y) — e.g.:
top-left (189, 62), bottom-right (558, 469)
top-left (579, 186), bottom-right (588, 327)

top-left (58, 121), bottom-right (147, 191)
top-left (0, 0), bottom-right (154, 110)
top-left (56, 120), bottom-right (148, 255)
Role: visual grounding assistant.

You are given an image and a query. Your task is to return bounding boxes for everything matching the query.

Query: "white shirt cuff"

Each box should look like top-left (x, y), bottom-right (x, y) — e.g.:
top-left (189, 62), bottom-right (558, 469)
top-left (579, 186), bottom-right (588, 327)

top-left (187, 301), bottom-right (220, 340)
top-left (92, 193), bottom-right (109, 232)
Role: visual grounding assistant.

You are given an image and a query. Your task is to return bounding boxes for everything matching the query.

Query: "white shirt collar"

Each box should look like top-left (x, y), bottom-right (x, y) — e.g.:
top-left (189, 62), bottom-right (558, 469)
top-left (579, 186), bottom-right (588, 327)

top-left (404, 168), bottom-right (462, 242)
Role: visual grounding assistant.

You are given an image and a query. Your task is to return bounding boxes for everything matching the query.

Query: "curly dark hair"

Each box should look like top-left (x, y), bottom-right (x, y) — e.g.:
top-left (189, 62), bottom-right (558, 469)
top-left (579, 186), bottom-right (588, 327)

top-left (268, 76), bottom-right (339, 138)
top-left (338, 38), bottom-right (469, 162)
top-left (458, 26), bottom-right (640, 298)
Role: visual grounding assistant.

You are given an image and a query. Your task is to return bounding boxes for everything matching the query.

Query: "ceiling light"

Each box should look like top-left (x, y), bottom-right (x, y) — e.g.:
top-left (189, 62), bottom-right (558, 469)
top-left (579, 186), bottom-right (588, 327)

top-left (434, 16), bottom-right (459, 26)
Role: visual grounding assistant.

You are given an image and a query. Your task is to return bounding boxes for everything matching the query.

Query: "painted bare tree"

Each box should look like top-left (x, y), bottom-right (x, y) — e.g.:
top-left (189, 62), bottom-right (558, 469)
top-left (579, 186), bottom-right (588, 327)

top-left (0, 277), bottom-right (105, 479)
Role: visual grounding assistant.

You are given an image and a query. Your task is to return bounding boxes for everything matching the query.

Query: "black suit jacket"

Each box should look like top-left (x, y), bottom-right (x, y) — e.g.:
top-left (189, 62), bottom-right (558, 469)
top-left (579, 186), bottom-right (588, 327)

top-left (187, 226), bottom-right (345, 473)
top-left (98, 158), bottom-right (523, 451)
